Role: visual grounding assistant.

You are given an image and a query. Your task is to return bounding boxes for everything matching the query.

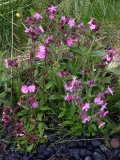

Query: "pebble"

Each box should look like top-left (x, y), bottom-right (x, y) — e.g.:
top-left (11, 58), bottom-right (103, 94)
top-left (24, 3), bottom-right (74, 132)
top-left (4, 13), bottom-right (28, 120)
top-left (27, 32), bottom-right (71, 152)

top-left (84, 156), bottom-right (92, 160)
top-left (92, 152), bottom-right (102, 160)
top-left (110, 137), bottom-right (120, 148)
top-left (67, 141), bottom-right (78, 148)
top-left (91, 139), bottom-right (101, 147)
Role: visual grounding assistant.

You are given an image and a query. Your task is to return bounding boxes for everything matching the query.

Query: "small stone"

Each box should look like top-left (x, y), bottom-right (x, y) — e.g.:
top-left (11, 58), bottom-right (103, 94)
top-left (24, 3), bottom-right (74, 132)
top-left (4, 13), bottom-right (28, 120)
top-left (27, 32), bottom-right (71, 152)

top-left (91, 140), bottom-right (101, 147)
top-left (79, 149), bottom-right (88, 158)
top-left (67, 141), bottom-right (78, 148)
top-left (92, 152), bottom-right (102, 160)
top-left (77, 141), bottom-right (83, 148)
top-left (87, 145), bottom-right (93, 151)
top-left (22, 155), bottom-right (29, 160)
top-left (111, 148), bottom-right (120, 156)
top-left (42, 150), bottom-right (51, 158)
top-left (56, 152), bottom-right (61, 158)
top-left (72, 149), bottom-right (79, 155)
top-left (84, 156), bottom-right (92, 160)
top-left (73, 153), bottom-right (80, 160)
top-left (14, 153), bottom-right (22, 158)
top-left (35, 154), bottom-right (45, 160)
top-left (110, 137), bottom-right (120, 148)
top-left (49, 136), bottom-right (56, 143)
top-left (28, 153), bottom-right (34, 159)
top-left (38, 143), bottom-right (47, 151)
top-left (94, 148), bottom-right (102, 153)
top-left (9, 144), bottom-right (15, 151)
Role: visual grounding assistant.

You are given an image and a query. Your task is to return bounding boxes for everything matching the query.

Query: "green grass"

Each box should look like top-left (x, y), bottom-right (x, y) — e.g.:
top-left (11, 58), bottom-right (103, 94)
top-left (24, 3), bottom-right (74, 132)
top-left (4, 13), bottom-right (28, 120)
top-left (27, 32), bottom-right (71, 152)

top-left (0, 0), bottom-right (120, 54)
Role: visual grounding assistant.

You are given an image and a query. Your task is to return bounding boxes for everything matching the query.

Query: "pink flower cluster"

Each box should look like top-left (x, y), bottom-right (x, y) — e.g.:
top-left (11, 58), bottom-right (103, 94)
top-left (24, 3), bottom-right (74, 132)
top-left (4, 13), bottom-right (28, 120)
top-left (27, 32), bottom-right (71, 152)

top-left (58, 71), bottom-right (71, 77)
top-left (21, 85), bottom-right (36, 94)
top-left (88, 18), bottom-right (99, 31)
top-left (64, 77), bottom-right (82, 93)
top-left (94, 86), bottom-right (113, 128)
top-left (25, 13), bottom-right (44, 41)
top-left (45, 5), bottom-right (57, 19)
top-left (82, 68), bottom-right (90, 74)
top-left (45, 35), bottom-right (53, 44)
top-left (2, 106), bottom-right (12, 124)
top-left (28, 96), bottom-right (38, 108)
top-left (4, 59), bottom-right (18, 68)
top-left (14, 121), bottom-right (24, 137)
top-left (103, 49), bottom-right (116, 63)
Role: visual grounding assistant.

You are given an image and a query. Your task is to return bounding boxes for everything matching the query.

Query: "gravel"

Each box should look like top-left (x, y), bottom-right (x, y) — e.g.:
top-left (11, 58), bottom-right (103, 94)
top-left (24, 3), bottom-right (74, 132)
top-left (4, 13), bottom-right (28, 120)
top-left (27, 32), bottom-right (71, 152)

top-left (0, 129), bottom-right (120, 160)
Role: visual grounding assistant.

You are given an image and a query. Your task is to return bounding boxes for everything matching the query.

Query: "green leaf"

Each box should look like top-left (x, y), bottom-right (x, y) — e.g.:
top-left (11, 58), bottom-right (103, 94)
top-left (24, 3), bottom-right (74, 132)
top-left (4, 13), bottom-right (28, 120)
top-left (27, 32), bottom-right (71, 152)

top-left (27, 144), bottom-right (33, 152)
top-left (21, 105), bottom-right (28, 110)
top-left (0, 92), bottom-right (6, 98)
top-left (17, 110), bottom-right (27, 116)
top-left (30, 8), bottom-right (36, 16)
top-left (58, 110), bottom-right (66, 118)
top-left (49, 94), bottom-right (63, 100)
top-left (38, 123), bottom-right (44, 137)
top-left (91, 124), bottom-right (97, 132)
top-left (70, 106), bottom-right (76, 115)
top-left (2, 139), bottom-right (11, 144)
top-left (62, 120), bottom-right (74, 126)
top-left (28, 124), bottom-right (34, 132)
top-left (37, 113), bottom-right (43, 121)
top-left (70, 46), bottom-right (83, 55)
top-left (39, 106), bottom-right (52, 111)
top-left (107, 68), bottom-right (120, 75)
top-left (68, 61), bottom-right (76, 74)
top-left (46, 81), bottom-right (54, 89)
top-left (89, 51), bottom-right (105, 57)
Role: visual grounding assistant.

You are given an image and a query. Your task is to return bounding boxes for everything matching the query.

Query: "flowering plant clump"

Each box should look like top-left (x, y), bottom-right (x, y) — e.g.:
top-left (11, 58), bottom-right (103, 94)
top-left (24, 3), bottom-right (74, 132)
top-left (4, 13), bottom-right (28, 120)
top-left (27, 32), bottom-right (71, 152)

top-left (2, 5), bottom-right (118, 151)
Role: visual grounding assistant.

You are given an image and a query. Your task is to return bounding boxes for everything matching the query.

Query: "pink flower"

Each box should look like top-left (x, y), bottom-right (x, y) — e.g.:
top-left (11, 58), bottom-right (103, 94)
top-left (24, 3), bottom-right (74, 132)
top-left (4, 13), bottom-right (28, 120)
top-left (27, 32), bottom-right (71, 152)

top-left (105, 54), bottom-right (111, 62)
top-left (103, 111), bottom-right (109, 117)
top-left (49, 14), bottom-right (55, 19)
top-left (4, 59), bottom-right (9, 68)
top-left (58, 71), bottom-right (64, 77)
top-left (66, 38), bottom-right (73, 46)
top-left (17, 133), bottom-right (24, 137)
top-left (34, 13), bottom-right (43, 19)
top-left (108, 49), bottom-right (116, 56)
top-left (32, 102), bottom-right (38, 108)
top-left (78, 23), bottom-right (84, 28)
top-left (68, 52), bottom-right (73, 58)
top-left (3, 106), bottom-right (12, 115)
top-left (88, 18), bottom-right (98, 30)
top-left (37, 45), bottom-right (46, 59)
top-left (47, 5), bottom-right (56, 13)
top-left (88, 18), bottom-right (94, 25)
top-left (68, 18), bottom-right (75, 27)
top-left (60, 16), bottom-right (68, 25)
top-left (28, 85), bottom-right (36, 92)
top-left (17, 101), bottom-right (25, 106)
top-left (25, 27), bottom-right (33, 33)
top-left (28, 96), bottom-right (38, 108)
top-left (94, 97), bottom-right (104, 105)
top-left (82, 103), bottom-right (90, 112)
top-left (100, 103), bottom-right (107, 111)
top-left (45, 35), bottom-right (53, 44)
top-left (87, 80), bottom-right (96, 87)
top-left (39, 26), bottom-right (44, 33)
top-left (89, 24), bottom-right (97, 30)
top-left (82, 68), bottom-right (89, 74)
top-left (82, 116), bottom-right (91, 123)
top-left (98, 121), bottom-right (105, 128)
top-left (2, 115), bottom-right (11, 124)
top-left (64, 93), bottom-right (77, 102)
top-left (21, 85), bottom-right (28, 94)
top-left (107, 86), bottom-right (113, 95)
